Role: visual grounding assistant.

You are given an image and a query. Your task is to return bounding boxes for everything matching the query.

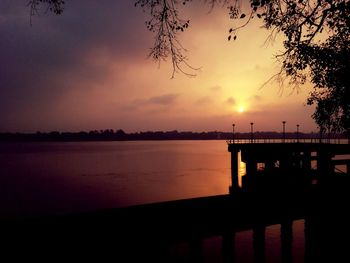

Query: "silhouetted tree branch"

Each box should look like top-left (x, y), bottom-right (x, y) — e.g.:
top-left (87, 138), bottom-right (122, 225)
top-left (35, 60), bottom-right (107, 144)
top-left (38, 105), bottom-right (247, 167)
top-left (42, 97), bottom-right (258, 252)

top-left (135, 0), bottom-right (198, 77)
top-left (135, 0), bottom-right (350, 132)
top-left (28, 0), bottom-right (64, 16)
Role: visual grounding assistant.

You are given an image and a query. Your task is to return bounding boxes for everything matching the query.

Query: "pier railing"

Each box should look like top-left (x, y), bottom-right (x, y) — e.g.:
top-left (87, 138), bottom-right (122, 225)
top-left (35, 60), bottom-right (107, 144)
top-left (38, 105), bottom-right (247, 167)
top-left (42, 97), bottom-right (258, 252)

top-left (226, 137), bottom-right (347, 144)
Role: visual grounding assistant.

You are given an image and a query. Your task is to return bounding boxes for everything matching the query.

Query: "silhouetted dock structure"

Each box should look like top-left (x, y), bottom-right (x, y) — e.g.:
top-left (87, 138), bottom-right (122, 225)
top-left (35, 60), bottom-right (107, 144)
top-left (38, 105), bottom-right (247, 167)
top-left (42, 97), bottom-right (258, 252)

top-left (228, 140), bottom-right (350, 194)
top-left (226, 138), bottom-right (350, 262)
top-left (2, 137), bottom-right (350, 262)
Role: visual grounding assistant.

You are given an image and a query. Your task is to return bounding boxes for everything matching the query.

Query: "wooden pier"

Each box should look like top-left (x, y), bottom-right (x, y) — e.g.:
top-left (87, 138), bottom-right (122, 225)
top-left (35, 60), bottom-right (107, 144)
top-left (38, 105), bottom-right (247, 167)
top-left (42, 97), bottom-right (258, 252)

top-left (226, 140), bottom-right (350, 262)
top-left (228, 141), bottom-right (350, 194)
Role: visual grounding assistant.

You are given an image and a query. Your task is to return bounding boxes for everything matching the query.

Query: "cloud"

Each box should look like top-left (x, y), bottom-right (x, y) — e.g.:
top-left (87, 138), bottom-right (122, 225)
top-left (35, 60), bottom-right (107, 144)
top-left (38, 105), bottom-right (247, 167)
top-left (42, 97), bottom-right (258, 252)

top-left (210, 85), bottom-right (221, 92)
top-left (195, 96), bottom-right (212, 105)
top-left (124, 93), bottom-right (180, 111)
top-left (250, 95), bottom-right (262, 102)
top-left (226, 97), bottom-right (236, 105)
top-left (0, 1), bottom-right (152, 129)
top-left (148, 93), bottom-right (179, 105)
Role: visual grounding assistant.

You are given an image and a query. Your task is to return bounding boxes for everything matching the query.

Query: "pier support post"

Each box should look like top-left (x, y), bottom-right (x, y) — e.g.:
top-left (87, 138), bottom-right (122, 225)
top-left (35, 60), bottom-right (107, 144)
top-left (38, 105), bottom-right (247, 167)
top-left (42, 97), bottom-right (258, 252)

top-left (264, 161), bottom-right (275, 174)
top-left (281, 220), bottom-right (293, 263)
top-left (301, 151), bottom-right (312, 185)
top-left (317, 149), bottom-right (334, 182)
top-left (304, 214), bottom-right (319, 262)
top-left (253, 225), bottom-right (266, 263)
top-left (189, 238), bottom-right (203, 263)
top-left (229, 148), bottom-right (240, 194)
top-left (279, 152), bottom-right (293, 174)
top-left (222, 231), bottom-right (236, 263)
top-left (244, 159), bottom-right (257, 192)
top-left (302, 151), bottom-right (311, 171)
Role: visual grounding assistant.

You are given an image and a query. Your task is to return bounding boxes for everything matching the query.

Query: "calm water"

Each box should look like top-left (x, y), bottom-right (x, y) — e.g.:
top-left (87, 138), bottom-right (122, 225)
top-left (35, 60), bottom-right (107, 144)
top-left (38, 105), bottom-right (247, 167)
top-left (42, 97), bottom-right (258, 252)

top-left (0, 140), bottom-right (306, 262)
top-left (0, 140), bottom-right (235, 217)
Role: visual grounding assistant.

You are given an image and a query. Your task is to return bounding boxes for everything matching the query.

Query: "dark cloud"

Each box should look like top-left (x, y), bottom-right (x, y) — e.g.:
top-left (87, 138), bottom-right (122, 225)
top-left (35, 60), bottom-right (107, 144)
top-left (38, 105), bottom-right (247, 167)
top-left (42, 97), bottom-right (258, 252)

top-left (0, 1), bottom-right (153, 131)
top-left (226, 97), bottom-right (236, 105)
top-left (148, 94), bottom-right (179, 105)
top-left (195, 96), bottom-right (212, 105)
top-left (124, 93), bottom-right (180, 111)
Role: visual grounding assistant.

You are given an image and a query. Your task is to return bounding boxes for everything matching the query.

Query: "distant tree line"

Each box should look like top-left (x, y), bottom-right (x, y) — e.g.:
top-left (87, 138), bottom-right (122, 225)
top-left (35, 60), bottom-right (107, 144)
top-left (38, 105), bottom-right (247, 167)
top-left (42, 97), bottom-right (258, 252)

top-left (0, 129), bottom-right (345, 142)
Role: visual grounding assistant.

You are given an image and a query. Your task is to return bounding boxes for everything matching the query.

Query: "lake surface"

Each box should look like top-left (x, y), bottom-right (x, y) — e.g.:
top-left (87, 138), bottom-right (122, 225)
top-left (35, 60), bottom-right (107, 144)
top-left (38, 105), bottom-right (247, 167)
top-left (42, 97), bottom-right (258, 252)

top-left (0, 140), bottom-right (307, 262)
top-left (0, 140), bottom-right (237, 218)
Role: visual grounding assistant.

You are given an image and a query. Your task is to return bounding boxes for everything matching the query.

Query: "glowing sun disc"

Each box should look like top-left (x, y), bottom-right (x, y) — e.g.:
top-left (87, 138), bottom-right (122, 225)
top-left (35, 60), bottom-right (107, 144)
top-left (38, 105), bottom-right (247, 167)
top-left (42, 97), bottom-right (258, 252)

top-left (238, 106), bottom-right (245, 113)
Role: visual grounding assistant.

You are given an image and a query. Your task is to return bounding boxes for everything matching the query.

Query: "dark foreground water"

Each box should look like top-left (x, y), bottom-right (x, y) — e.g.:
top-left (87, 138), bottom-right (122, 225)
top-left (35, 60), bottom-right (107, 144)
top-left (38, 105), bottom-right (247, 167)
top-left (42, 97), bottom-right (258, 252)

top-left (0, 140), bottom-right (306, 262)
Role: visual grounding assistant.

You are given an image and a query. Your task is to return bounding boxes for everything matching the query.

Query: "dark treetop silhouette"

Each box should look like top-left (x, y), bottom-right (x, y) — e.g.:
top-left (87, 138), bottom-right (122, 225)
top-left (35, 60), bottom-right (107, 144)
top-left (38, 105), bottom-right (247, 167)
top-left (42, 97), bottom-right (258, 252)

top-left (29, 0), bottom-right (350, 134)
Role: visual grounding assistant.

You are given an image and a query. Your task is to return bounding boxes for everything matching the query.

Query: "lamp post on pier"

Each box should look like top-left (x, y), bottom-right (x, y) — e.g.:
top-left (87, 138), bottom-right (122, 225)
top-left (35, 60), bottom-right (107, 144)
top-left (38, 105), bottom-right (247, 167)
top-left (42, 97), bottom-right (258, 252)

top-left (282, 121), bottom-right (286, 143)
top-left (319, 126), bottom-right (324, 144)
top-left (296, 124), bottom-right (300, 143)
top-left (250, 122), bottom-right (254, 143)
top-left (232, 123), bottom-right (235, 143)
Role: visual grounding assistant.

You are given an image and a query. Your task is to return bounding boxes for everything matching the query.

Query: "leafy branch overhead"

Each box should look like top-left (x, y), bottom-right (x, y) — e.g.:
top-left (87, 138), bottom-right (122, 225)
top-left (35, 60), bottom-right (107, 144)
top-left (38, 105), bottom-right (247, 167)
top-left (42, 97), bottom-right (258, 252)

top-left (28, 0), bottom-right (64, 16)
top-left (135, 0), bottom-right (350, 133)
top-left (135, 0), bottom-right (195, 78)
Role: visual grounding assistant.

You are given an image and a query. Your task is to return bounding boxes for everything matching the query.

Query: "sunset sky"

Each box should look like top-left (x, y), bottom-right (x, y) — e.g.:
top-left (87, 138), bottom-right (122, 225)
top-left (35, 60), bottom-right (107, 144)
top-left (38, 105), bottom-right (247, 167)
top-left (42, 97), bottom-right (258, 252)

top-left (0, 0), bottom-right (318, 133)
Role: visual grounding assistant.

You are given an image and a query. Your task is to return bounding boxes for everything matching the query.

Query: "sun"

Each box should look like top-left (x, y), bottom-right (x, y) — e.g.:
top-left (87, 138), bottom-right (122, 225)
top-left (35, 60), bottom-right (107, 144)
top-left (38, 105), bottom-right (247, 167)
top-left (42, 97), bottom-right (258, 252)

top-left (238, 105), bottom-right (245, 113)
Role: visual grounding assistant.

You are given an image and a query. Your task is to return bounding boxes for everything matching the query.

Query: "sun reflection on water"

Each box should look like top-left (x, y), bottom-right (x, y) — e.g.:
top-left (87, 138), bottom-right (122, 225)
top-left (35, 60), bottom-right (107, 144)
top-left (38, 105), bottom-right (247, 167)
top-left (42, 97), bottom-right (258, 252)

top-left (238, 152), bottom-right (246, 187)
